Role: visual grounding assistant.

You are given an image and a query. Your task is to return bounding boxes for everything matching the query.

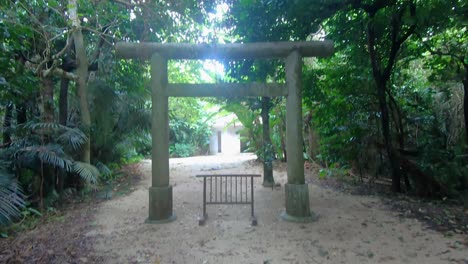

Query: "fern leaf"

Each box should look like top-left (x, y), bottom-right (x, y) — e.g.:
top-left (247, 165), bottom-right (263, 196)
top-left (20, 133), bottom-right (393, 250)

top-left (73, 162), bottom-right (99, 184)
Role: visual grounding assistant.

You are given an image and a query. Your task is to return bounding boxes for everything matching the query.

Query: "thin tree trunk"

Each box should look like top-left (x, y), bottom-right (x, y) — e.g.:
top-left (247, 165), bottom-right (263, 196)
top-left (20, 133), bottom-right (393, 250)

top-left (2, 102), bottom-right (13, 145)
top-left (69, 0), bottom-right (91, 163)
top-left (57, 78), bottom-right (70, 194)
top-left (463, 64), bottom-right (468, 145)
top-left (59, 78), bottom-right (69, 126)
top-left (41, 78), bottom-right (55, 123)
top-left (16, 103), bottom-right (27, 125)
top-left (261, 97), bottom-right (274, 186)
top-left (388, 92), bottom-right (411, 190)
top-left (304, 110), bottom-right (319, 161)
top-left (40, 78), bottom-right (56, 197)
top-left (281, 117), bottom-right (287, 162)
top-left (376, 81), bottom-right (401, 192)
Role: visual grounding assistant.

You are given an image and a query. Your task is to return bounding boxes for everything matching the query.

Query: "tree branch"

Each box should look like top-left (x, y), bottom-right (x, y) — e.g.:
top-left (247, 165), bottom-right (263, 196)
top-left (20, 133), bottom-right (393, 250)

top-left (43, 68), bottom-right (78, 80)
top-left (88, 26), bottom-right (110, 71)
top-left (347, 0), bottom-right (395, 15)
top-left (82, 27), bottom-right (115, 46)
top-left (417, 33), bottom-right (466, 64)
top-left (382, 1), bottom-right (416, 80)
top-left (52, 33), bottom-right (73, 60)
top-left (367, 16), bottom-right (382, 82)
top-left (109, 0), bottom-right (135, 8)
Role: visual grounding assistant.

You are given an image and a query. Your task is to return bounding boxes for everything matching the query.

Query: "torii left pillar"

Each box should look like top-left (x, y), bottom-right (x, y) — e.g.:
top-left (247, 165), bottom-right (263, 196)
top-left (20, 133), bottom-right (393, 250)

top-left (145, 53), bottom-right (176, 223)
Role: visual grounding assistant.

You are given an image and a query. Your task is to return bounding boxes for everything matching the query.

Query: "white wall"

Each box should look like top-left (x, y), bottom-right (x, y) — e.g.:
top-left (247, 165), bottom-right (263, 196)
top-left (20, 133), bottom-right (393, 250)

top-left (209, 126), bottom-right (242, 155)
top-left (209, 130), bottom-right (219, 155)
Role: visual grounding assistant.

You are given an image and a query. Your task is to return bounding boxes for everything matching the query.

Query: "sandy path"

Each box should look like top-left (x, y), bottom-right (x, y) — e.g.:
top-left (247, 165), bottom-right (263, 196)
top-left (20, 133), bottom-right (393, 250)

top-left (86, 154), bottom-right (467, 263)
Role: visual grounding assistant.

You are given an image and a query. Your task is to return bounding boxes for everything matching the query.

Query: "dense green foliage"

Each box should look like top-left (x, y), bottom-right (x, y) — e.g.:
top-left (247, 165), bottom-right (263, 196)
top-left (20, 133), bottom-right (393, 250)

top-left (167, 61), bottom-right (216, 158)
top-left (0, 0), bottom-right (467, 226)
top-left (224, 0), bottom-right (467, 198)
top-left (0, 0), bottom-right (218, 225)
top-left (169, 98), bottom-right (213, 157)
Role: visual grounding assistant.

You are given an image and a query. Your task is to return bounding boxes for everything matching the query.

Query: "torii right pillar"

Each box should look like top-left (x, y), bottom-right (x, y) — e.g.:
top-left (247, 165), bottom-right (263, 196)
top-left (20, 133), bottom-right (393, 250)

top-left (281, 50), bottom-right (317, 222)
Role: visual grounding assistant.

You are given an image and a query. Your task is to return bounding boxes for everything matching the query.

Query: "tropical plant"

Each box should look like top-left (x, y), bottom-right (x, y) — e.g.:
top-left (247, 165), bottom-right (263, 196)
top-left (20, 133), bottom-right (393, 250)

top-left (0, 160), bottom-right (25, 225)
top-left (223, 0), bottom-right (466, 198)
top-left (169, 115), bottom-right (212, 158)
top-left (1, 122), bottom-right (101, 210)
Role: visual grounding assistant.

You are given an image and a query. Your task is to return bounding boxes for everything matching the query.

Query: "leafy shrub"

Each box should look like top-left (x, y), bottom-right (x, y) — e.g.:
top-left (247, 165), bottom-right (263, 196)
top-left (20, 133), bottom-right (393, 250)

top-left (88, 80), bottom-right (151, 164)
top-left (169, 143), bottom-right (195, 158)
top-left (169, 119), bottom-right (211, 157)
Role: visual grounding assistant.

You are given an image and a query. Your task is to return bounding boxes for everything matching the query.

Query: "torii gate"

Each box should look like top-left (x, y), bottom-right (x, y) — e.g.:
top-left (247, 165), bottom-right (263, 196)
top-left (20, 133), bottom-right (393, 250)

top-left (116, 41), bottom-right (334, 223)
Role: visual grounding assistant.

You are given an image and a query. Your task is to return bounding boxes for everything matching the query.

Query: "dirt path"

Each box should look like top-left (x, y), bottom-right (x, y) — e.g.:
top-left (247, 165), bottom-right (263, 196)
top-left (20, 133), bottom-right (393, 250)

top-left (84, 154), bottom-right (467, 264)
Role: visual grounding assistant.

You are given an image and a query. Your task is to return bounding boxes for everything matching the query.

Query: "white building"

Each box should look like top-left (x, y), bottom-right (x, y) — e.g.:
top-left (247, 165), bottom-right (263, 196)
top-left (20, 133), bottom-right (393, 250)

top-left (209, 114), bottom-right (243, 155)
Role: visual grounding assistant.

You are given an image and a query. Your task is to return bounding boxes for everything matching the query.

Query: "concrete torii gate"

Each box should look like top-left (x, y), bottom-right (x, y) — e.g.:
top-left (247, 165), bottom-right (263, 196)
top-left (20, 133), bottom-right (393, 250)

top-left (116, 41), bottom-right (334, 223)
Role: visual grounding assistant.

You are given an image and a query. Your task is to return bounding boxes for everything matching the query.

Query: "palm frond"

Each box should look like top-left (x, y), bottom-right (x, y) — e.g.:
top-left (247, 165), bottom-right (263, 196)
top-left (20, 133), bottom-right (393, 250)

top-left (15, 144), bottom-right (73, 171)
top-left (37, 147), bottom-right (73, 171)
top-left (95, 162), bottom-right (112, 178)
top-left (57, 128), bottom-right (88, 150)
top-left (73, 162), bottom-right (99, 184)
top-left (23, 122), bottom-right (65, 131)
top-left (9, 137), bottom-right (35, 150)
top-left (128, 108), bottom-right (152, 131)
top-left (0, 171), bottom-right (25, 225)
top-left (22, 122), bottom-right (88, 151)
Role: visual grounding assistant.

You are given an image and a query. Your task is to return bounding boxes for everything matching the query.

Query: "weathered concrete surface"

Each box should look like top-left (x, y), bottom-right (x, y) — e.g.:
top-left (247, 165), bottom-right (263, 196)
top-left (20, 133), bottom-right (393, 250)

top-left (285, 50), bottom-right (304, 185)
top-left (281, 184), bottom-right (317, 222)
top-left (116, 41), bottom-right (334, 60)
top-left (148, 53), bottom-right (174, 223)
top-left (167, 83), bottom-right (287, 97)
top-left (146, 186), bottom-right (176, 223)
top-left (284, 50), bottom-right (313, 221)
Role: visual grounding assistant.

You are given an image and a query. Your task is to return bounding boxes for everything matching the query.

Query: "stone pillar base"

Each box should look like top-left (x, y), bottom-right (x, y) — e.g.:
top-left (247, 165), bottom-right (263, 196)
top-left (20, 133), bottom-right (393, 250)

top-left (145, 185), bottom-right (176, 224)
top-left (281, 184), bottom-right (318, 222)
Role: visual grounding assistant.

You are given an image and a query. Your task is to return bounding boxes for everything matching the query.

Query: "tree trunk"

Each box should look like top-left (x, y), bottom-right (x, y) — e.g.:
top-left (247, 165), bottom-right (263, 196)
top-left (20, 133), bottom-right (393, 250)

top-left (39, 77), bottom-right (56, 204)
top-left (261, 97), bottom-right (274, 186)
top-left (41, 78), bottom-right (55, 123)
top-left (281, 118), bottom-right (287, 162)
top-left (388, 92), bottom-right (411, 190)
top-left (59, 77), bottom-right (69, 126)
top-left (16, 102), bottom-right (27, 125)
top-left (367, 16), bottom-right (403, 193)
top-left (69, 0), bottom-right (91, 163)
top-left (57, 77), bottom-right (70, 194)
top-left (463, 64), bottom-right (468, 145)
top-left (2, 102), bottom-right (13, 145)
top-left (376, 81), bottom-right (401, 192)
top-left (304, 110), bottom-right (319, 161)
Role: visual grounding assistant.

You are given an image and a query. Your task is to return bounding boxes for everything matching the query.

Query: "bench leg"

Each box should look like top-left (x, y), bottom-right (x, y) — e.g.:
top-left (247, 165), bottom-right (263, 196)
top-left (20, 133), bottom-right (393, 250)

top-left (198, 214), bottom-right (207, 226)
top-left (198, 177), bottom-right (208, 226)
top-left (251, 216), bottom-right (257, 226)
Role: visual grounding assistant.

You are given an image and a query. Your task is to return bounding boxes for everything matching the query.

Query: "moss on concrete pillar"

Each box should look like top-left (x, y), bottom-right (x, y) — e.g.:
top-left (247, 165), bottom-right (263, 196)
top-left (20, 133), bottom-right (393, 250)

top-left (146, 186), bottom-right (176, 223)
top-left (280, 184), bottom-right (317, 222)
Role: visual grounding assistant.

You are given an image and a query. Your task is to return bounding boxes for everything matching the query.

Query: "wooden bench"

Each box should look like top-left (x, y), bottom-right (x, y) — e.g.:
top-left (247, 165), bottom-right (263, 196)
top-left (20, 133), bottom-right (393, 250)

top-left (196, 174), bottom-right (261, 226)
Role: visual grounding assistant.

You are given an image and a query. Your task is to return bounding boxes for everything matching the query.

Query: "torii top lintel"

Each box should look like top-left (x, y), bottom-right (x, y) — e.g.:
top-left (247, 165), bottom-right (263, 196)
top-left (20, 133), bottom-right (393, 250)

top-left (115, 40), bottom-right (334, 60)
